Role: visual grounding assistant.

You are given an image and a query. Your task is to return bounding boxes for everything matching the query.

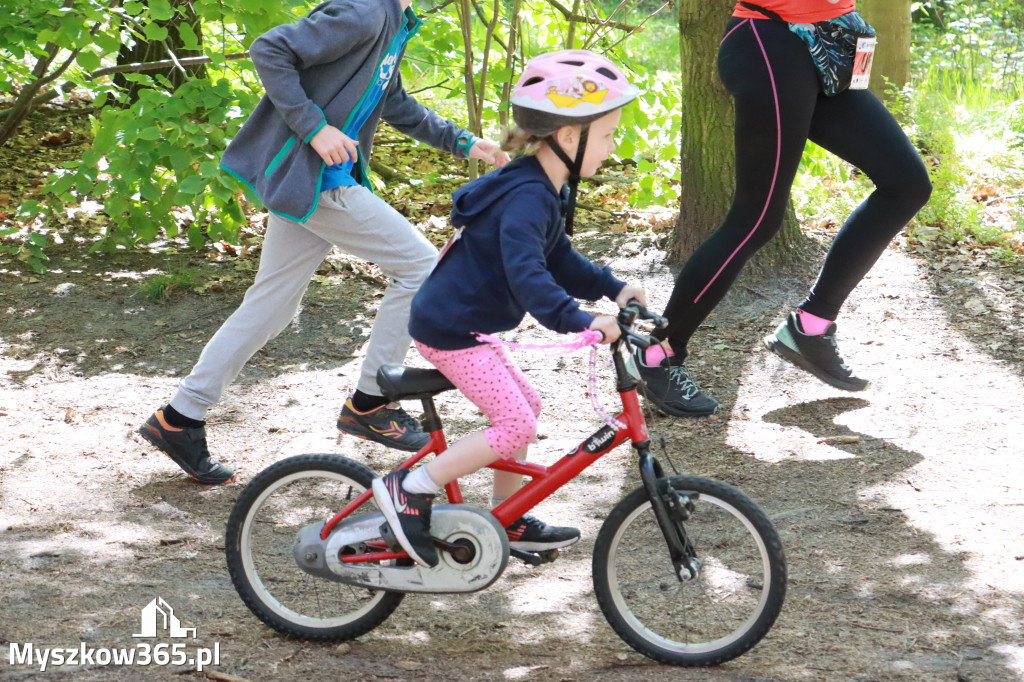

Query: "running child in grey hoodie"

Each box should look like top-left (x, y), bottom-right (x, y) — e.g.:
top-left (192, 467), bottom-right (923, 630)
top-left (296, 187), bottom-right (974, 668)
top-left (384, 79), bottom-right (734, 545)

top-left (138, 0), bottom-right (509, 484)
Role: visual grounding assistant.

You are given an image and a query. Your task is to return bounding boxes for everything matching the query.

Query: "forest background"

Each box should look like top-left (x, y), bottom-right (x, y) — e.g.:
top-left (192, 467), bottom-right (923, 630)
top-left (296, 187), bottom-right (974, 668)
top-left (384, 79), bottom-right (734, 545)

top-left (3, 2), bottom-right (1024, 680)
top-left (1, 0), bottom-right (1022, 277)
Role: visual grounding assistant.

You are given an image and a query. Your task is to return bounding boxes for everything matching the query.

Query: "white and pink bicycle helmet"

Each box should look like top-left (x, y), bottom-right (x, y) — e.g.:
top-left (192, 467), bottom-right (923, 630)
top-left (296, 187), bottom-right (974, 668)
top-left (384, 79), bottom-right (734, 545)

top-left (510, 50), bottom-right (639, 234)
top-left (510, 49), bottom-right (639, 134)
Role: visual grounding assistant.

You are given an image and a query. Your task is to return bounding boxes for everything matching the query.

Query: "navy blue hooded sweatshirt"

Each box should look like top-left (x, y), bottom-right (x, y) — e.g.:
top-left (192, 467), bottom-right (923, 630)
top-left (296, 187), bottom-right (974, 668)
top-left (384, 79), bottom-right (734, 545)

top-left (409, 155), bottom-right (625, 350)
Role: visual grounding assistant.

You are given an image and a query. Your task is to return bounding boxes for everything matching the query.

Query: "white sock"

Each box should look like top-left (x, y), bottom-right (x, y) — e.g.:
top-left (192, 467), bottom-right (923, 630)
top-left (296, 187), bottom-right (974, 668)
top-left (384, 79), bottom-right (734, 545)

top-left (402, 466), bottom-right (441, 495)
top-left (490, 496), bottom-right (506, 509)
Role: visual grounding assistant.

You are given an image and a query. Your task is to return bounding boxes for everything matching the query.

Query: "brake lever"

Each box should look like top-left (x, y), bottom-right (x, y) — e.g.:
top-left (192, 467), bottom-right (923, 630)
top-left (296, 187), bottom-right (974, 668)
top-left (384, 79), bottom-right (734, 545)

top-left (623, 298), bottom-right (668, 328)
top-left (617, 300), bottom-right (664, 350)
top-left (625, 329), bottom-right (652, 349)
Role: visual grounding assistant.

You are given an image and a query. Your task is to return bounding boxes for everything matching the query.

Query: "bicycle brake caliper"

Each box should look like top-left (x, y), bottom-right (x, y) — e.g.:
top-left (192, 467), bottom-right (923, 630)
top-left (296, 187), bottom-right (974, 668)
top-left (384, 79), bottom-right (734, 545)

top-left (662, 487), bottom-right (701, 581)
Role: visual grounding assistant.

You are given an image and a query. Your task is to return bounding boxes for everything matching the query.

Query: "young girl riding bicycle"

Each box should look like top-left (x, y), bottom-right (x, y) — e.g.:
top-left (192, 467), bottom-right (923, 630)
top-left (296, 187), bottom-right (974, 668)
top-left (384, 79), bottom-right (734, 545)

top-left (371, 50), bottom-right (646, 568)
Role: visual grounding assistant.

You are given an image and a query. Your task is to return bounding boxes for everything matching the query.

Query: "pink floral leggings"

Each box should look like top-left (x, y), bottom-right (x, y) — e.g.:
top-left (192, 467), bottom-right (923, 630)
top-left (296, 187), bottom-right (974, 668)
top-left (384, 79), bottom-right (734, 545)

top-left (414, 340), bottom-right (542, 460)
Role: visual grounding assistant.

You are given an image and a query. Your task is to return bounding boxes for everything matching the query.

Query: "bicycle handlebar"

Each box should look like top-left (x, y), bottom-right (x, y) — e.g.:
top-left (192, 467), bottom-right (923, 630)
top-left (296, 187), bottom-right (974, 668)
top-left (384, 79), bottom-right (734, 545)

top-left (616, 299), bottom-right (667, 350)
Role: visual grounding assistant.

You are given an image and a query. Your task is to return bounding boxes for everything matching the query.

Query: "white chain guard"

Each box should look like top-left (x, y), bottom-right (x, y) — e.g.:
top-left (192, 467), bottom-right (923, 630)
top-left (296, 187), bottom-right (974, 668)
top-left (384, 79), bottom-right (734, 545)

top-left (297, 504), bottom-right (509, 594)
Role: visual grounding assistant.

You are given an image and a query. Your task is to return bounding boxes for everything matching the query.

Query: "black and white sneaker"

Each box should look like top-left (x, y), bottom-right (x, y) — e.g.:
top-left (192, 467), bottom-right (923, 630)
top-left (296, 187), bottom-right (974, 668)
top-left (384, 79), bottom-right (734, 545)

top-left (372, 469), bottom-right (438, 568)
top-left (632, 346), bottom-right (719, 417)
top-left (764, 312), bottom-right (869, 391)
top-left (505, 515), bottom-right (580, 552)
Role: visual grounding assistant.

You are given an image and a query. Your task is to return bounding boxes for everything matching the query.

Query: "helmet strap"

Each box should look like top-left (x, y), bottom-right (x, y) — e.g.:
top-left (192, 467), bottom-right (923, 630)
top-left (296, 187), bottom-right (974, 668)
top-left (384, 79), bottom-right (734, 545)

top-left (546, 124), bottom-right (590, 236)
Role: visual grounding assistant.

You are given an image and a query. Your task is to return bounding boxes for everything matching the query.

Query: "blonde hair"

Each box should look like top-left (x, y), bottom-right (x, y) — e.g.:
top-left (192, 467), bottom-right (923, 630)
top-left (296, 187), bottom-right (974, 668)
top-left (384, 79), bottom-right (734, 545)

top-left (500, 126), bottom-right (546, 155)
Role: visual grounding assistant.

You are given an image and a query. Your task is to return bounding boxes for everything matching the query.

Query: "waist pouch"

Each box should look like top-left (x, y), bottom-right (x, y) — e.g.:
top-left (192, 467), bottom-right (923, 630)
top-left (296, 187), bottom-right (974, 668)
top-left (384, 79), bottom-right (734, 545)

top-left (738, 2), bottom-right (876, 96)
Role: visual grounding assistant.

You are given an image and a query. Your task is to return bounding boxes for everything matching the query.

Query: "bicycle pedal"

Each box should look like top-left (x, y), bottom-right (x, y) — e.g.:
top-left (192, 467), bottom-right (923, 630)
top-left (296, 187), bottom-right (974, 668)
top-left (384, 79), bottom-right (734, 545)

top-left (378, 521), bottom-right (403, 552)
top-left (510, 547), bottom-right (559, 566)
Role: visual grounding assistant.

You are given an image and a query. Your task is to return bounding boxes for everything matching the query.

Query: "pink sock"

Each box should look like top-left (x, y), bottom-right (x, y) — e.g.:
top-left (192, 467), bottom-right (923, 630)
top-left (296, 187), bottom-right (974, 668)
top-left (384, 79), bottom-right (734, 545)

top-left (797, 309), bottom-right (833, 336)
top-left (645, 343), bottom-right (674, 365)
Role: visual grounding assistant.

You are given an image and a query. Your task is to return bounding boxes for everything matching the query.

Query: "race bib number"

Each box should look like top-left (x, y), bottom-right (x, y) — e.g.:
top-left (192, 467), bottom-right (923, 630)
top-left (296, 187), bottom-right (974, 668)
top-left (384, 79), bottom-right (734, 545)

top-left (850, 37), bottom-right (877, 90)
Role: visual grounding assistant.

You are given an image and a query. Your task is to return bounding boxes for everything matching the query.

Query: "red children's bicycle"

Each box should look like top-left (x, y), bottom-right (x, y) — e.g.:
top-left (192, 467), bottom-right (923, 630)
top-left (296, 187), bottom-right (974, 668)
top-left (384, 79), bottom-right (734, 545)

top-left (225, 303), bottom-right (786, 666)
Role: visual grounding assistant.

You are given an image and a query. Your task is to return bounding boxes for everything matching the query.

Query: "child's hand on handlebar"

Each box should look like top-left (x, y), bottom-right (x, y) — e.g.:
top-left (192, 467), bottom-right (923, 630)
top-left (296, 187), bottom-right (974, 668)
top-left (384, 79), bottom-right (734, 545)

top-left (615, 283), bottom-right (647, 308)
top-left (589, 315), bottom-right (621, 344)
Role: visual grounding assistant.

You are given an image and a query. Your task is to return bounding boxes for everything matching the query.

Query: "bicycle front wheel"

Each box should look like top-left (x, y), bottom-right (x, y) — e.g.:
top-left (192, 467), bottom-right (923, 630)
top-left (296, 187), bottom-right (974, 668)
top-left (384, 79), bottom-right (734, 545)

top-left (225, 453), bottom-right (404, 641)
top-left (593, 475), bottom-right (786, 666)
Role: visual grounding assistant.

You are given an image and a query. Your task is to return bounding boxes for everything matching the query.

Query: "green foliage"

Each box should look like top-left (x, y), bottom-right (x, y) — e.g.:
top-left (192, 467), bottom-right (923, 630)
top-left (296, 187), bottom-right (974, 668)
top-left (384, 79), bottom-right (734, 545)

top-left (895, 20), bottom-right (1024, 253)
top-left (2, 0), bottom-right (686, 270)
top-left (911, 1), bottom-right (1024, 94)
top-left (0, 200), bottom-right (51, 273)
top-left (0, 0), bottom-right (303, 267)
top-left (45, 77), bottom-right (259, 252)
top-left (406, 1), bottom-right (682, 210)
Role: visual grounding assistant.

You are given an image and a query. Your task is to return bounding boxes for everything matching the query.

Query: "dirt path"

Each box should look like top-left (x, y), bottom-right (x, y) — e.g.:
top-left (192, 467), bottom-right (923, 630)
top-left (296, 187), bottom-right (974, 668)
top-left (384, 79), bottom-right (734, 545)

top-left (1, 233), bottom-right (1023, 681)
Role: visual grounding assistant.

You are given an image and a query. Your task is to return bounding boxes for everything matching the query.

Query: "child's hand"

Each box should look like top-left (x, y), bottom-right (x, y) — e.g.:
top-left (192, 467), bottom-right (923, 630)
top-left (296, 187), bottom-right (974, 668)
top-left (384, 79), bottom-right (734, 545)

top-left (310, 125), bottom-right (358, 166)
top-left (615, 284), bottom-right (647, 308)
top-left (589, 315), bottom-right (621, 344)
top-left (470, 139), bottom-right (511, 168)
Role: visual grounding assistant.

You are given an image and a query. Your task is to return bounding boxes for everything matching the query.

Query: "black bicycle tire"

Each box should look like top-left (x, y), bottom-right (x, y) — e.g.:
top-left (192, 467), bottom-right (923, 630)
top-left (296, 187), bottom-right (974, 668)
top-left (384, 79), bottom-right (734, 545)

top-left (592, 475), bottom-right (786, 666)
top-left (225, 453), bottom-right (404, 640)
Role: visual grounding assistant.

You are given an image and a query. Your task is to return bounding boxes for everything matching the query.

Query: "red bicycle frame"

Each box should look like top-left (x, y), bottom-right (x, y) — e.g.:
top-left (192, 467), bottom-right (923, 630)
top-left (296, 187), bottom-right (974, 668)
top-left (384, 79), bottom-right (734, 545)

top-left (319, 348), bottom-right (652, 565)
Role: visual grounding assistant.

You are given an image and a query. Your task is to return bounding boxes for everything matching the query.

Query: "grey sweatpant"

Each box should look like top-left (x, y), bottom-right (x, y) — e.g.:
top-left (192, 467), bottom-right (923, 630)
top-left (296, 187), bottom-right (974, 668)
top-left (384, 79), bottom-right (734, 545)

top-left (169, 185), bottom-right (437, 420)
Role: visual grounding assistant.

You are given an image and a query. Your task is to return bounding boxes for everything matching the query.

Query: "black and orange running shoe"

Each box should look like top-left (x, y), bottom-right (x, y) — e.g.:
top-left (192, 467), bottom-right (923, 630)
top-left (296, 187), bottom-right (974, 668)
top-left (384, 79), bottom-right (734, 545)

top-left (505, 515), bottom-right (580, 552)
top-left (372, 469), bottom-right (438, 568)
top-left (336, 397), bottom-right (429, 452)
top-left (138, 410), bottom-right (236, 485)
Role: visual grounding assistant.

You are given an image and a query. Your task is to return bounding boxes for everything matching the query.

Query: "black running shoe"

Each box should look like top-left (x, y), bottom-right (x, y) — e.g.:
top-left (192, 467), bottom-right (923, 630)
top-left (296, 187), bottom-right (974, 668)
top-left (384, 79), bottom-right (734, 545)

top-left (138, 410), bottom-right (236, 485)
top-left (632, 346), bottom-right (719, 417)
top-left (505, 515), bottom-right (581, 552)
top-left (372, 469), bottom-right (438, 568)
top-left (337, 398), bottom-right (429, 452)
top-left (764, 312), bottom-right (869, 391)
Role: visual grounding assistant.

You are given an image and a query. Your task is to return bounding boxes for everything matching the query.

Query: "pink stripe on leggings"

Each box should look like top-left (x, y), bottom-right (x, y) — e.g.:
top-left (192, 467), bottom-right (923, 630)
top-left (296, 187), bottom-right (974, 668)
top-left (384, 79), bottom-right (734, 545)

top-left (695, 20), bottom-right (782, 303)
top-left (721, 18), bottom-right (750, 45)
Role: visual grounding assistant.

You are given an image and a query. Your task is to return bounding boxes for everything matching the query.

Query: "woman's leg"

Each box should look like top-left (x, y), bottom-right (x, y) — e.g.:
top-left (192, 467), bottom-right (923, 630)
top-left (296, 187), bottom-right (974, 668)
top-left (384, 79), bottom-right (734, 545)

top-left (639, 18), bottom-right (818, 417)
top-left (800, 89), bottom-right (932, 320)
top-left (762, 90), bottom-right (931, 391)
top-left (660, 19), bottom-right (819, 349)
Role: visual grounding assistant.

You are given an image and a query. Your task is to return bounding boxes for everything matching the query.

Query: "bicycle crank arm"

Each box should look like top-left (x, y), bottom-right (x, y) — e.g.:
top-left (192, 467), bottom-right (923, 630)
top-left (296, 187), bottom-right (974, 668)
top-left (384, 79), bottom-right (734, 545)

top-left (295, 505), bottom-right (510, 594)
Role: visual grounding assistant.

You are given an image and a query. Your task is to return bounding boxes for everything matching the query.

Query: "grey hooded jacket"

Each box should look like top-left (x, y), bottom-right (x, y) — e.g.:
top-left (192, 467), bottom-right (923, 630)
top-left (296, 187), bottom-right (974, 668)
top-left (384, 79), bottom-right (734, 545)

top-left (220, 0), bottom-right (473, 222)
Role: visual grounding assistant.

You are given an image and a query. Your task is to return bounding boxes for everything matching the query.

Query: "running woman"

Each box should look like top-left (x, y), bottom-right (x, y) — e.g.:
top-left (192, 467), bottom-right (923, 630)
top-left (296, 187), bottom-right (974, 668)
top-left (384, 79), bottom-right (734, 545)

top-left (636, 0), bottom-right (932, 417)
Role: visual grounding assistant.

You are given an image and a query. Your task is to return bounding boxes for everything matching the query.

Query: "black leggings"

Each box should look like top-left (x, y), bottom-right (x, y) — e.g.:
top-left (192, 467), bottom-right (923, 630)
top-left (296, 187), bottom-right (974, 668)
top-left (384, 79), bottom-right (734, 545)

top-left (659, 17), bottom-right (932, 351)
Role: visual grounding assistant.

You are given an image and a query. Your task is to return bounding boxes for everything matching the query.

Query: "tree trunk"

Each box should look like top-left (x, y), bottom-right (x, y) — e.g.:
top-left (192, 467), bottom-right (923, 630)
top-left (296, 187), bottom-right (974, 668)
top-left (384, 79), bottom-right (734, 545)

top-left (115, 0), bottom-right (206, 103)
top-left (671, 0), bottom-right (802, 269)
top-left (857, 0), bottom-right (912, 101)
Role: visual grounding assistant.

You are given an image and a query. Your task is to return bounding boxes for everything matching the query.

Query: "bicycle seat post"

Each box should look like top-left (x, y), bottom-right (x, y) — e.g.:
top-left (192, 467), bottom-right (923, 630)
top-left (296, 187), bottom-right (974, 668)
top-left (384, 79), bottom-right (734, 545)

top-left (419, 396), bottom-right (443, 434)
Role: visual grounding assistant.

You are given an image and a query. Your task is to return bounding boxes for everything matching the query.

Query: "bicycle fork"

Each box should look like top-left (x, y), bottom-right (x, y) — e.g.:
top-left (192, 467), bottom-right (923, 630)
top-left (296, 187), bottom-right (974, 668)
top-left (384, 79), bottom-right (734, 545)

top-left (637, 449), bottom-right (700, 582)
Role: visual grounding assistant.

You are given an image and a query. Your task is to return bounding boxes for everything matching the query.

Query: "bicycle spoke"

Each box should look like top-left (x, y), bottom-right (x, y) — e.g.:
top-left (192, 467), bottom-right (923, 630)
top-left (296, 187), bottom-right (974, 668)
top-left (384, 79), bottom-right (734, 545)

top-left (593, 476), bottom-right (786, 666)
top-left (225, 455), bottom-right (404, 640)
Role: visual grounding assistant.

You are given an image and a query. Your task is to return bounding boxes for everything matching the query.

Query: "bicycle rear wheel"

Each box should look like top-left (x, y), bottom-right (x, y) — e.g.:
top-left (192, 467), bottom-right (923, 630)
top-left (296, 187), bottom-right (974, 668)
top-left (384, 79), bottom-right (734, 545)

top-left (593, 475), bottom-right (786, 666)
top-left (225, 454), bottom-right (404, 640)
